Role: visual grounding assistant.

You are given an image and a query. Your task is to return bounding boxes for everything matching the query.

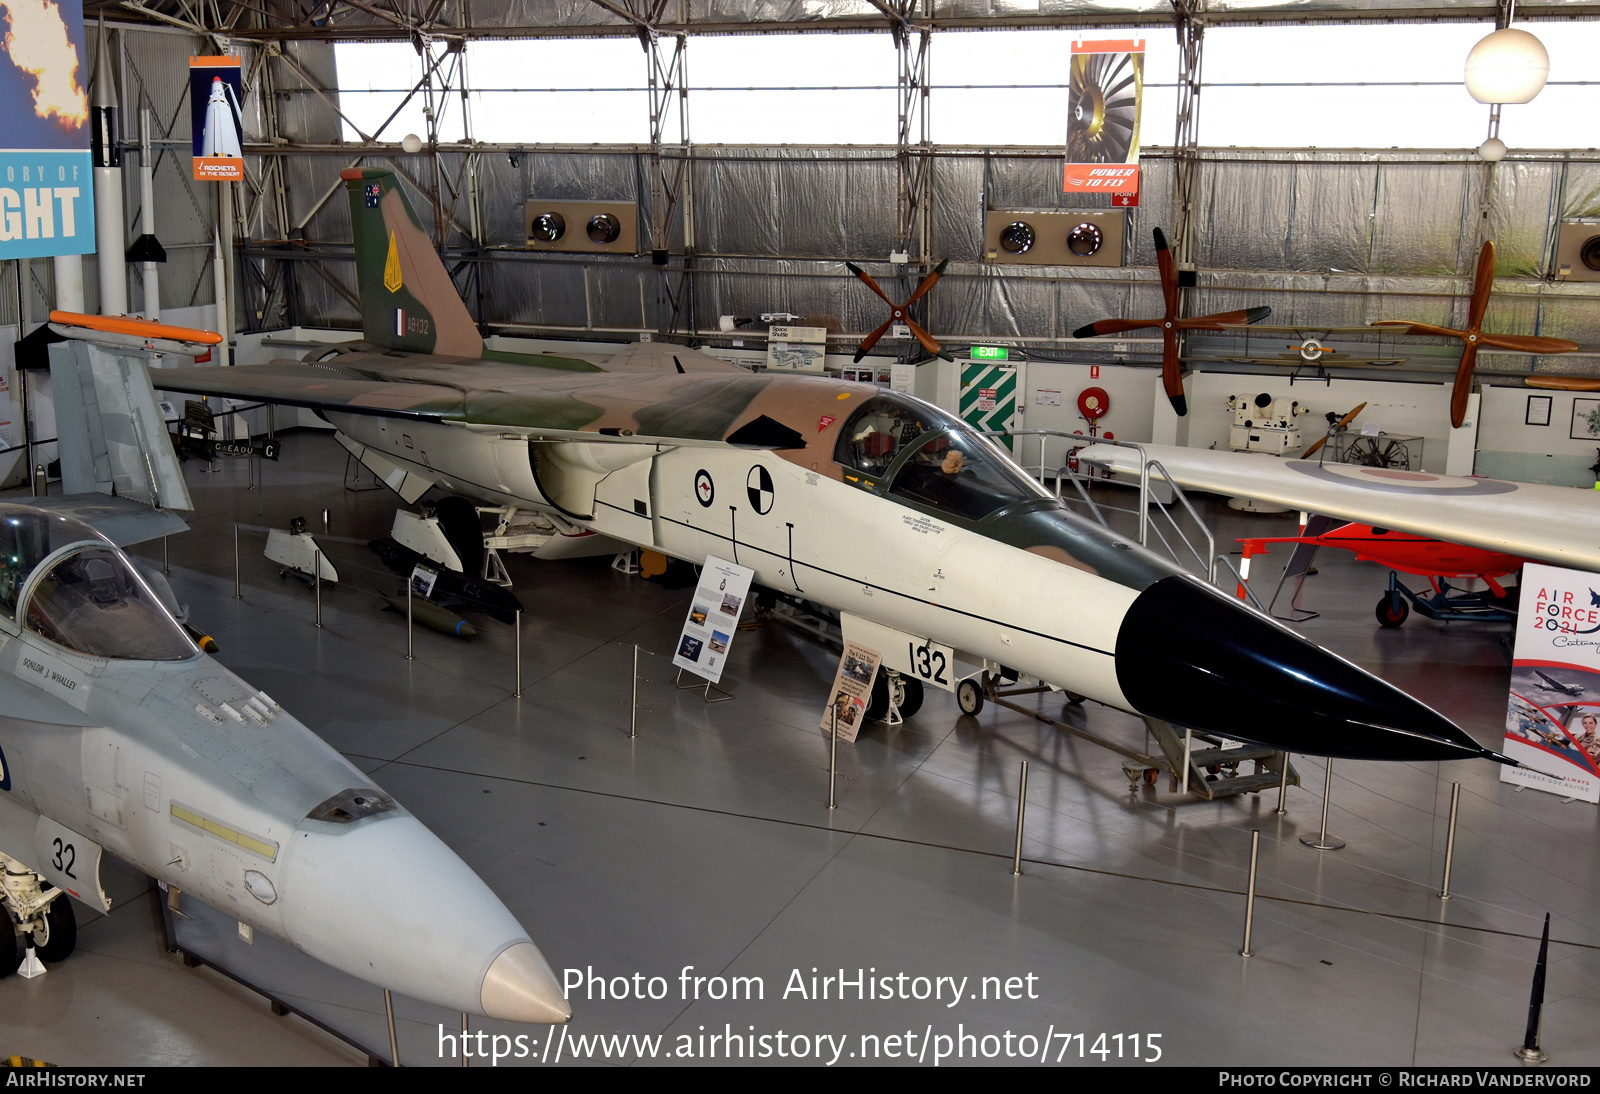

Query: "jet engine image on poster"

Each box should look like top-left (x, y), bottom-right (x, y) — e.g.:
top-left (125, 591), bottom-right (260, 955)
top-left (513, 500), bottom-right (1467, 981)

top-left (0, 0), bottom-right (93, 259)
top-left (1063, 38), bottom-right (1142, 206)
top-left (1502, 561), bottom-right (1600, 804)
top-left (189, 56), bottom-right (243, 180)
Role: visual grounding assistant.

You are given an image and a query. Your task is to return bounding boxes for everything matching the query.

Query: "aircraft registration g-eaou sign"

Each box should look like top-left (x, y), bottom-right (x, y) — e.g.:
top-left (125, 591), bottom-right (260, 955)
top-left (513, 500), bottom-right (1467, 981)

top-left (1503, 562), bottom-right (1600, 803)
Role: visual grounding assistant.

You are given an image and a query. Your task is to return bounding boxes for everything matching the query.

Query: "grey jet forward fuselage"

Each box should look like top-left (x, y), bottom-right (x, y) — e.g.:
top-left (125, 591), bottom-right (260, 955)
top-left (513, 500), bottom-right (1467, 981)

top-left (0, 499), bottom-right (569, 1023)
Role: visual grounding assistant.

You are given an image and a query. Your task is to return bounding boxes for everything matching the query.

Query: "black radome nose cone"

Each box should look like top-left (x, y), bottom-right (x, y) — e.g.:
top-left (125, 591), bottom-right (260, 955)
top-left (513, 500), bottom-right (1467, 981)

top-left (1115, 575), bottom-right (1497, 763)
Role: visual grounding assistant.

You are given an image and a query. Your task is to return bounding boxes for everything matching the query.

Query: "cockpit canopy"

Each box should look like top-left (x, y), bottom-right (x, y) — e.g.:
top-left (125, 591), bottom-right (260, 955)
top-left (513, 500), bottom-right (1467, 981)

top-left (834, 394), bottom-right (1048, 522)
top-left (1, 505), bottom-right (194, 662)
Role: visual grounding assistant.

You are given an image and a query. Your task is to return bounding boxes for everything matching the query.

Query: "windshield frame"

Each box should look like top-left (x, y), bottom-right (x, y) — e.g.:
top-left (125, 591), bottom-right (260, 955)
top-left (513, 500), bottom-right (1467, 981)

top-left (879, 427), bottom-right (1054, 526)
top-left (13, 539), bottom-right (199, 662)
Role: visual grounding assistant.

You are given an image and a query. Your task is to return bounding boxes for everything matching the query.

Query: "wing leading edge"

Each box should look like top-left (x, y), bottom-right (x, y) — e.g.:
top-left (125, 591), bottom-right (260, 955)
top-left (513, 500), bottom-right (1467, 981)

top-left (1078, 442), bottom-right (1600, 572)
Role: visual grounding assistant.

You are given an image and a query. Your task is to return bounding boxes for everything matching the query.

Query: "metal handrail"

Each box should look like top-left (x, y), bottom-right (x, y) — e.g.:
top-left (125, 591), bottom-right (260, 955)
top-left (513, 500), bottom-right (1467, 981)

top-left (986, 428), bottom-right (1217, 583)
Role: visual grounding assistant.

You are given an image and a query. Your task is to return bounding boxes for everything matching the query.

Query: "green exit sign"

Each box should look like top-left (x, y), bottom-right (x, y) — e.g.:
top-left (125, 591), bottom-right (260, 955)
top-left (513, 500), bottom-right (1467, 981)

top-left (970, 345), bottom-right (1009, 361)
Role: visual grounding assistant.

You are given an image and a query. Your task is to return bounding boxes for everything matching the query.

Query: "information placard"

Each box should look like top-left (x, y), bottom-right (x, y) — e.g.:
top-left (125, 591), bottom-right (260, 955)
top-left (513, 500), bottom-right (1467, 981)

top-left (672, 556), bottom-right (755, 685)
top-left (820, 640), bottom-right (882, 745)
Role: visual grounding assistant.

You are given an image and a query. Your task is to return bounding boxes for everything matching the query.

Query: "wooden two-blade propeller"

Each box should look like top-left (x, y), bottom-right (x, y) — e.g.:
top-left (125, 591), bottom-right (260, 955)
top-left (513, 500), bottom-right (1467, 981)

top-left (1072, 227), bottom-right (1271, 417)
top-left (1303, 401), bottom-right (1367, 459)
top-left (847, 259), bottom-right (953, 363)
top-left (1372, 240), bottom-right (1579, 429)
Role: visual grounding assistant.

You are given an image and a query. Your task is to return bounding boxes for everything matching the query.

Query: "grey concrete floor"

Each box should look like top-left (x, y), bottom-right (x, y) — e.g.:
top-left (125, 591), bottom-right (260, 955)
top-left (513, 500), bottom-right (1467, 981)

top-left (2, 432), bottom-right (1595, 1068)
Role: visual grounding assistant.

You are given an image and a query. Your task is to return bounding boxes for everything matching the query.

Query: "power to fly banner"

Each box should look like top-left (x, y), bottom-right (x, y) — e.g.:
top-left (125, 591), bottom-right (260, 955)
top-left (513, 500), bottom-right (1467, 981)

top-left (1502, 561), bottom-right (1600, 804)
top-left (1063, 39), bottom-right (1143, 208)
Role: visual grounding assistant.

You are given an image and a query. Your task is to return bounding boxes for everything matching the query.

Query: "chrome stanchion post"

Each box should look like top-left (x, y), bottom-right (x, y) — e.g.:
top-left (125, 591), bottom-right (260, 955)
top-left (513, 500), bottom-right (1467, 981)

top-left (1276, 753), bottom-right (1291, 815)
top-left (163, 535), bottom-right (169, 575)
top-left (1012, 760), bottom-right (1029, 876)
top-left (313, 549), bottom-right (323, 628)
top-left (514, 610), bottom-right (522, 698)
top-left (1177, 728), bottom-right (1193, 795)
top-left (322, 507), bottom-right (330, 535)
top-left (233, 524), bottom-right (241, 599)
top-left (1300, 761), bottom-right (1346, 850)
top-left (406, 579), bottom-right (414, 661)
top-left (383, 988), bottom-right (399, 1066)
top-left (828, 707), bottom-right (838, 810)
top-left (1440, 781), bottom-right (1461, 900)
top-left (1241, 829), bottom-right (1260, 957)
top-left (629, 644), bottom-right (639, 739)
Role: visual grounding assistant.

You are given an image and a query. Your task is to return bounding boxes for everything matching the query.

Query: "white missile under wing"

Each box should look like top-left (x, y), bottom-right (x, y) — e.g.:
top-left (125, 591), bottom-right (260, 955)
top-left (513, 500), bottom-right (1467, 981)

top-left (1077, 443), bottom-right (1600, 572)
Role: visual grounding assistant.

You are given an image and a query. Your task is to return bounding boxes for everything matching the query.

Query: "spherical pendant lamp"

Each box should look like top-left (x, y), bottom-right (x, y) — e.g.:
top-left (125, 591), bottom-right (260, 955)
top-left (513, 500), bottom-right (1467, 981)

top-left (1464, 27), bottom-right (1550, 104)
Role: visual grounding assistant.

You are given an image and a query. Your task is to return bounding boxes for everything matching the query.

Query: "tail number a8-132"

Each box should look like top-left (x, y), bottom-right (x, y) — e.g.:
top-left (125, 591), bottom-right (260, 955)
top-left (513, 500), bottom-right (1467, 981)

top-left (906, 639), bottom-right (954, 690)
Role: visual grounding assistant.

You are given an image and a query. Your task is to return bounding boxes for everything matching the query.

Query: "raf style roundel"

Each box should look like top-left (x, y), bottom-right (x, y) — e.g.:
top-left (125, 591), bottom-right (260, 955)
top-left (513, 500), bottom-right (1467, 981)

top-left (747, 465), bottom-right (775, 514)
top-left (694, 469), bottom-right (715, 508)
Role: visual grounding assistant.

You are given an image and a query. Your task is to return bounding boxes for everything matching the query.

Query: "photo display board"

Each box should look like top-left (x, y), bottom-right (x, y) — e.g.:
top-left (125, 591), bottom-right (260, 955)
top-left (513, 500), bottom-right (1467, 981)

top-left (1502, 561), bottom-right (1600, 804)
top-left (819, 640), bottom-right (882, 745)
top-left (672, 556), bottom-right (755, 685)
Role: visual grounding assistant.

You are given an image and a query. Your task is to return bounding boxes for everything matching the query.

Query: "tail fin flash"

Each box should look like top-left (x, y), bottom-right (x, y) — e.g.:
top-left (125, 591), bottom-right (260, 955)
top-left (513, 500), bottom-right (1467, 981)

top-left (342, 167), bottom-right (483, 358)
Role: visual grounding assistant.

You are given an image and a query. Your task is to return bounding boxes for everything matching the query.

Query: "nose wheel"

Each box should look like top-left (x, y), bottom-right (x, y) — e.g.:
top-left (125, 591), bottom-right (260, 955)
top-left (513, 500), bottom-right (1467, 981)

top-left (956, 676), bottom-right (985, 716)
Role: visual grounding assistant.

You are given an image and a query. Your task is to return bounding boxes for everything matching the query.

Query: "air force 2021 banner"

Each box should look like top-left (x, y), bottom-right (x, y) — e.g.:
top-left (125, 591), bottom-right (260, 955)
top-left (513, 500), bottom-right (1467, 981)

top-left (0, 0), bottom-right (94, 259)
top-left (1503, 561), bottom-right (1600, 804)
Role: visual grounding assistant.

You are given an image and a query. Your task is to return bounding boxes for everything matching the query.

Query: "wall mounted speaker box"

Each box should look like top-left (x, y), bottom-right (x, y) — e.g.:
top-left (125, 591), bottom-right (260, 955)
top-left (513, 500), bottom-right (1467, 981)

top-left (1555, 219), bottom-right (1600, 283)
top-left (983, 209), bottom-right (1125, 267)
top-left (525, 200), bottom-right (639, 254)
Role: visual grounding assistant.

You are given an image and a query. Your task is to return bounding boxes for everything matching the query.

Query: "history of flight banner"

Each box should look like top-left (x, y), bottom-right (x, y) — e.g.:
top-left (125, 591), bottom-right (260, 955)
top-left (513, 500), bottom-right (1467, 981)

top-left (0, 0), bottom-right (94, 260)
top-left (1501, 561), bottom-right (1600, 804)
top-left (1063, 39), bottom-right (1143, 208)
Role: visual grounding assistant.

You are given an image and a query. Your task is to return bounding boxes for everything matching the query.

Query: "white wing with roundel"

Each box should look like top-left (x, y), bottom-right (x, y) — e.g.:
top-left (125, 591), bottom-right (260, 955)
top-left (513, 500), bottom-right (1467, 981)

top-left (1078, 443), bottom-right (1600, 572)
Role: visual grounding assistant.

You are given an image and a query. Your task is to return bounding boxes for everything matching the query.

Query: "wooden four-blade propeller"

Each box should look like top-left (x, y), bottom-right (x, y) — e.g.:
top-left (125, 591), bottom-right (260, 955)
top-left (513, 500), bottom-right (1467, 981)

top-left (847, 259), bottom-right (953, 363)
top-left (1072, 227), bottom-right (1271, 417)
top-left (1371, 240), bottom-right (1579, 429)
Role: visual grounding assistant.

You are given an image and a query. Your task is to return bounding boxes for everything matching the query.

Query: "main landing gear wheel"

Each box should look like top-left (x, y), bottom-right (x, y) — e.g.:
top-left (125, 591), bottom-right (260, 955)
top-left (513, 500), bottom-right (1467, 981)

top-left (895, 677), bottom-right (925, 719)
top-left (865, 672), bottom-right (891, 722)
top-left (956, 677), bottom-right (984, 716)
top-left (1375, 594), bottom-right (1409, 628)
top-left (32, 889), bottom-right (76, 963)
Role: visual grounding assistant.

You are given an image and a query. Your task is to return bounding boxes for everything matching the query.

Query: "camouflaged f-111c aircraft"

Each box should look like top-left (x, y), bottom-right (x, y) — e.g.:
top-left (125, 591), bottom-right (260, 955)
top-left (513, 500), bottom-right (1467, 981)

top-left (155, 166), bottom-right (1508, 765)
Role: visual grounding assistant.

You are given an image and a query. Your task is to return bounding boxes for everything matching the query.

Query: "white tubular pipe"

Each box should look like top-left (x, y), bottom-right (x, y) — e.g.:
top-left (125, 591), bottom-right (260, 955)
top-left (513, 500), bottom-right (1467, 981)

top-left (52, 256), bottom-right (85, 311)
top-left (139, 107), bottom-right (159, 321)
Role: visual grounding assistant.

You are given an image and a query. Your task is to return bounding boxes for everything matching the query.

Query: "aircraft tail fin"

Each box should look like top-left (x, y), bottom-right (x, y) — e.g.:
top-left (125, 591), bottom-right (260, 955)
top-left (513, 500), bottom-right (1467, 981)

top-left (341, 167), bottom-right (484, 358)
top-left (49, 340), bottom-right (193, 511)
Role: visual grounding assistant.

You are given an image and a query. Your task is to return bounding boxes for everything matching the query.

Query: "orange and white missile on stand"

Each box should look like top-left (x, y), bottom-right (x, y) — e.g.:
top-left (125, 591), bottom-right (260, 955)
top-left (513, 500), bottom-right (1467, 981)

top-left (48, 311), bottom-right (224, 357)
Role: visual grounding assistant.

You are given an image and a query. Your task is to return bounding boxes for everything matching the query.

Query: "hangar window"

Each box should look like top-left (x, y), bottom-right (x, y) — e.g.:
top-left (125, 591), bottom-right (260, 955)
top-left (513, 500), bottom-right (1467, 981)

top-left (334, 43), bottom-right (467, 143)
top-left (1198, 22), bottom-right (1600, 149)
top-left (468, 39), bottom-right (650, 144)
top-left (689, 34), bottom-right (897, 144)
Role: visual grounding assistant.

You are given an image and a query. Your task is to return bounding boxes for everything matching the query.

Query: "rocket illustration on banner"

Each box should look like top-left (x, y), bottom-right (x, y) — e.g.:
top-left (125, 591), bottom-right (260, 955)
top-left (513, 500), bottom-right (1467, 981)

top-left (200, 76), bottom-right (242, 159)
